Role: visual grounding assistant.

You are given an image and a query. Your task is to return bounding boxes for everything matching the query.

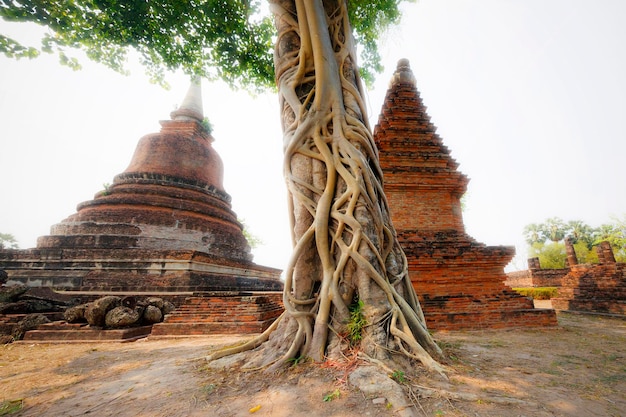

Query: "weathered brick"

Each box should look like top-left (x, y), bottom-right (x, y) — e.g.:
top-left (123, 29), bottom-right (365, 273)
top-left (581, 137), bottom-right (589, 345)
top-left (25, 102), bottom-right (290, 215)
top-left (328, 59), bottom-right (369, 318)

top-left (0, 82), bottom-right (282, 293)
top-left (151, 293), bottom-right (284, 336)
top-left (373, 59), bottom-right (556, 330)
top-left (552, 243), bottom-right (626, 315)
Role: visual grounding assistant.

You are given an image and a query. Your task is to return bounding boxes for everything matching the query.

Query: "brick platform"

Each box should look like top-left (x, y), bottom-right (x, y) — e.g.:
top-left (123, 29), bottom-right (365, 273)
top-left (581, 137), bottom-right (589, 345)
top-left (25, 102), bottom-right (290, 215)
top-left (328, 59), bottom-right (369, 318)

top-left (373, 59), bottom-right (556, 330)
top-left (22, 323), bottom-right (153, 342)
top-left (151, 292), bottom-right (284, 336)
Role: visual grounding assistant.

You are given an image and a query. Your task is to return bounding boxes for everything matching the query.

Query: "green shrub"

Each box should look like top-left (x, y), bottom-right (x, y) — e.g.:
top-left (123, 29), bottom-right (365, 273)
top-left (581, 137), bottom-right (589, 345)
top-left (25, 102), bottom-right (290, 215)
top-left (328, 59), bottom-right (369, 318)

top-left (512, 287), bottom-right (558, 300)
top-left (347, 299), bottom-right (366, 346)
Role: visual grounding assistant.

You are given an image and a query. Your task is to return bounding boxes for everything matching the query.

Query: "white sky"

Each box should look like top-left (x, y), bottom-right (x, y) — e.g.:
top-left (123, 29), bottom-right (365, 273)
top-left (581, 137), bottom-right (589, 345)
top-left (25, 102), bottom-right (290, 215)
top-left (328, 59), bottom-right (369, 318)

top-left (1, 0), bottom-right (625, 272)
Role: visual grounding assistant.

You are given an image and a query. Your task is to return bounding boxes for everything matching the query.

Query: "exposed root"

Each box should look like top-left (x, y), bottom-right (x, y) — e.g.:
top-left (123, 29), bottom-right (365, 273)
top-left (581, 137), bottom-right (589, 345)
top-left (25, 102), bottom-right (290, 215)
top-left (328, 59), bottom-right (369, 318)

top-left (206, 0), bottom-right (444, 376)
top-left (205, 313), bottom-right (284, 361)
top-left (411, 385), bottom-right (539, 407)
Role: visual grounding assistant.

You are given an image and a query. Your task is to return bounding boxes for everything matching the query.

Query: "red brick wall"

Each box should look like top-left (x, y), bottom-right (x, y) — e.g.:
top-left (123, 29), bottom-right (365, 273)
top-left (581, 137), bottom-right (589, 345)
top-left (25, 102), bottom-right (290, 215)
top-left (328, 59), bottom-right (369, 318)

top-left (386, 188), bottom-right (464, 232)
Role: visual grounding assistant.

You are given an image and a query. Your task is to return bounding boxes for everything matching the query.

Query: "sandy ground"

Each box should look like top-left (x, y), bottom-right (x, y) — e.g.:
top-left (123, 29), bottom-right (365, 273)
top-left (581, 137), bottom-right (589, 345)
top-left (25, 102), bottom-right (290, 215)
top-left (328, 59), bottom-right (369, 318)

top-left (1, 311), bottom-right (625, 417)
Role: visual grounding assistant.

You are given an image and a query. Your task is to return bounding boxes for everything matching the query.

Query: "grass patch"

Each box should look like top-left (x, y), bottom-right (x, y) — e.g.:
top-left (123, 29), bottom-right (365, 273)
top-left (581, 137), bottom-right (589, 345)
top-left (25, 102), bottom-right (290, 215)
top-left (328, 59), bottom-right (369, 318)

top-left (390, 370), bottom-right (406, 384)
top-left (554, 354), bottom-right (584, 365)
top-left (0, 399), bottom-right (23, 416)
top-left (481, 340), bottom-right (508, 349)
top-left (323, 389), bottom-right (341, 402)
top-left (288, 355), bottom-right (309, 366)
top-left (512, 287), bottom-right (558, 300)
top-left (596, 373), bottom-right (626, 384)
top-left (437, 340), bottom-right (463, 350)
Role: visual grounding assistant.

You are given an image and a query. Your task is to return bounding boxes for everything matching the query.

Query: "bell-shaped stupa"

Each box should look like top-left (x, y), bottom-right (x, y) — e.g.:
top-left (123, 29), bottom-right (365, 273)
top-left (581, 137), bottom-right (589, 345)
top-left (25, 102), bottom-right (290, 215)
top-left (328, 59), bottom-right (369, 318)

top-left (2, 80), bottom-right (282, 293)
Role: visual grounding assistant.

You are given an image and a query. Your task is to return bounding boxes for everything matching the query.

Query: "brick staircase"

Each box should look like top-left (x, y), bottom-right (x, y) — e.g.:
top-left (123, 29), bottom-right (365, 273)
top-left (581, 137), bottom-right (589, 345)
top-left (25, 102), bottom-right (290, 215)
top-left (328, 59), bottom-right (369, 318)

top-left (0, 314), bottom-right (23, 337)
top-left (0, 312), bottom-right (64, 338)
top-left (151, 292), bottom-right (284, 337)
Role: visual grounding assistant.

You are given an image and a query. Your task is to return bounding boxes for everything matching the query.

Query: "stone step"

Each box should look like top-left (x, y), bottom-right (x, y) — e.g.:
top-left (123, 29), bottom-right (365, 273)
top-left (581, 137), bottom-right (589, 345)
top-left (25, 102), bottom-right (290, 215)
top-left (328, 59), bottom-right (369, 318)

top-left (180, 299), bottom-right (282, 306)
top-left (151, 294), bottom-right (284, 336)
top-left (22, 325), bottom-right (153, 342)
top-left (0, 314), bottom-right (26, 324)
top-left (163, 310), bottom-right (282, 323)
top-left (34, 321), bottom-right (85, 331)
top-left (427, 309), bottom-right (557, 331)
top-left (150, 321), bottom-right (273, 336)
top-left (172, 306), bottom-right (282, 315)
top-left (0, 312), bottom-right (66, 337)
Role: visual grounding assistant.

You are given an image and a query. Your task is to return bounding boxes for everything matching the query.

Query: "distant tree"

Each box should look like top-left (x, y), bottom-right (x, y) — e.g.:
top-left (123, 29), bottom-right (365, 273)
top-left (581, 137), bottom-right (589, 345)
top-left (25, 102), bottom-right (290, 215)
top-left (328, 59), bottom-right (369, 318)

top-left (524, 217), bottom-right (626, 266)
top-left (529, 241), bottom-right (566, 269)
top-left (524, 218), bottom-right (571, 245)
top-left (523, 223), bottom-right (545, 245)
top-left (0, 233), bottom-right (19, 249)
top-left (543, 217), bottom-right (567, 243)
top-left (573, 240), bottom-right (599, 264)
top-left (595, 216), bottom-right (626, 262)
top-left (566, 220), bottom-right (596, 249)
top-left (238, 219), bottom-right (263, 249)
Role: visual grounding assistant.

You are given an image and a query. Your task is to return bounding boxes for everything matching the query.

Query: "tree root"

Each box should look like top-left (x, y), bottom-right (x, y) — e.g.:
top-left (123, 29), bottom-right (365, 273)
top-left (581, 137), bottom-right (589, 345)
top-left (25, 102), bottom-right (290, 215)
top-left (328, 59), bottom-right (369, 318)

top-left (205, 313), bottom-right (284, 362)
top-left (205, 0), bottom-right (446, 376)
top-left (412, 385), bottom-right (539, 407)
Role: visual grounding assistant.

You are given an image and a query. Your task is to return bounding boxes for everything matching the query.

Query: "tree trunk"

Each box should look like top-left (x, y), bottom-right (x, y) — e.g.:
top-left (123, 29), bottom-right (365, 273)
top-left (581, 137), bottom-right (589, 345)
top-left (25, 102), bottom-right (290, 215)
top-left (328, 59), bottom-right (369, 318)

top-left (208, 0), bottom-right (444, 374)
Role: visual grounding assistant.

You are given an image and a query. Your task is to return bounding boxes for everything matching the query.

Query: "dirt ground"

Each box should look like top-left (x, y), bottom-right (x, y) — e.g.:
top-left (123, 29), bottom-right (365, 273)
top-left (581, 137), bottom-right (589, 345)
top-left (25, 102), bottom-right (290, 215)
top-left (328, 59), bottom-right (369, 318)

top-left (1, 310), bottom-right (625, 417)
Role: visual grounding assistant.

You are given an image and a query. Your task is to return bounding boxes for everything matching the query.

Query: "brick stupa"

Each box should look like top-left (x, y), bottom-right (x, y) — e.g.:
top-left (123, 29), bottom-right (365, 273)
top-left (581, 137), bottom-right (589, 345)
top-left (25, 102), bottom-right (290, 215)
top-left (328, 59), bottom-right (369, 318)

top-left (373, 59), bottom-right (556, 330)
top-left (1, 80), bottom-right (282, 294)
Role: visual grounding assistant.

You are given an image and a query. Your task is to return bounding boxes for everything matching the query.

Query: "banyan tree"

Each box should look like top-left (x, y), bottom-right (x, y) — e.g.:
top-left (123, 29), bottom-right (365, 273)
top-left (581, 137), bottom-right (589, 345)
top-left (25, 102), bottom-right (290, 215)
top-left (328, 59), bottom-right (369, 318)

top-left (1, 0), bottom-right (444, 373)
top-left (208, 0), bottom-right (444, 373)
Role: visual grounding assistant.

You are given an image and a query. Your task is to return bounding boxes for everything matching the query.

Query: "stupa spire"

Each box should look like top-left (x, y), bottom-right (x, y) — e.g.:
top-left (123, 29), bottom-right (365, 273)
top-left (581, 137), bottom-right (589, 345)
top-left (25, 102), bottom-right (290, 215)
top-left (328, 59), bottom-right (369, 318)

top-left (171, 76), bottom-right (204, 122)
top-left (374, 58), bottom-right (467, 232)
top-left (390, 58), bottom-right (417, 86)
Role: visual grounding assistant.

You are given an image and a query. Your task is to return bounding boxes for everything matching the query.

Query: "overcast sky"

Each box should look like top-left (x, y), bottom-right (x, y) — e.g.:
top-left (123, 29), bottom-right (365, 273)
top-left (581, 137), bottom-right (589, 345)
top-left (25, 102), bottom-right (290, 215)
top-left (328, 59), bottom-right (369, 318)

top-left (1, 0), bottom-right (625, 271)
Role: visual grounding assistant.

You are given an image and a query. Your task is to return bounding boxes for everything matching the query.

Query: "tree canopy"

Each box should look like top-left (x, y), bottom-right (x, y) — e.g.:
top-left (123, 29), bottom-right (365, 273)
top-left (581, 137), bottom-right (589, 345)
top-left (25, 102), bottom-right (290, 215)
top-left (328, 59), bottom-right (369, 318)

top-left (0, 0), bottom-right (411, 89)
top-left (0, 232), bottom-right (19, 249)
top-left (524, 216), bottom-right (626, 266)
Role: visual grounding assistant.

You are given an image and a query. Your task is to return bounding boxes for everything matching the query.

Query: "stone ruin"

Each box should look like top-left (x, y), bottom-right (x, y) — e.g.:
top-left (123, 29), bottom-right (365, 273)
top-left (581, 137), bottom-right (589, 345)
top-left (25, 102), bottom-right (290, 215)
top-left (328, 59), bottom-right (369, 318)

top-left (2, 81), bottom-right (281, 293)
top-left (0, 80), bottom-right (283, 341)
top-left (552, 241), bottom-right (626, 315)
top-left (505, 237), bottom-right (581, 289)
top-left (373, 59), bottom-right (557, 330)
top-left (505, 257), bottom-right (569, 288)
top-left (3, 60), bottom-right (581, 340)
top-left (511, 240), bottom-right (626, 317)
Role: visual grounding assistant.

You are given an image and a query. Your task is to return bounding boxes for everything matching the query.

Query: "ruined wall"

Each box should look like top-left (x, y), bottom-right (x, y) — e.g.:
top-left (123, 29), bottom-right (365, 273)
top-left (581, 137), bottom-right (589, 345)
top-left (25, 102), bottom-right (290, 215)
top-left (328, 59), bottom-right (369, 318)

top-left (552, 242), bottom-right (626, 315)
top-left (505, 270), bottom-right (532, 287)
top-left (505, 257), bottom-right (568, 288)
